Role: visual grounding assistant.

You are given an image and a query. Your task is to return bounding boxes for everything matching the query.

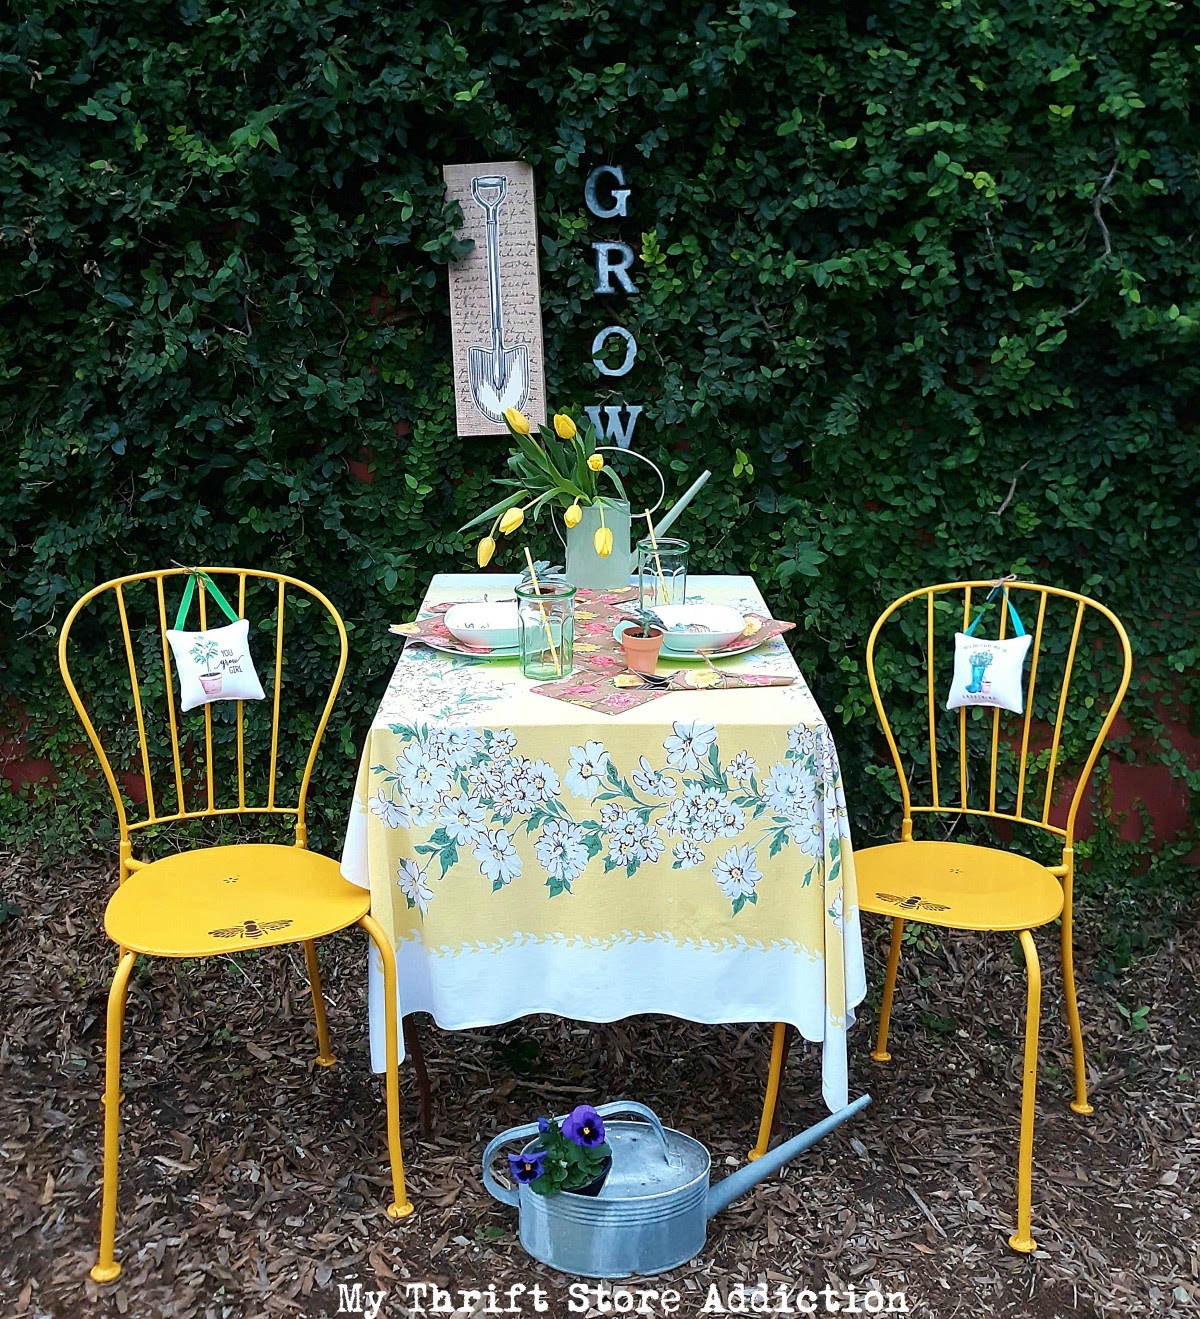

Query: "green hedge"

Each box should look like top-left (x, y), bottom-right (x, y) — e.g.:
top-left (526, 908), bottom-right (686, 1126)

top-left (2, 2), bottom-right (1198, 925)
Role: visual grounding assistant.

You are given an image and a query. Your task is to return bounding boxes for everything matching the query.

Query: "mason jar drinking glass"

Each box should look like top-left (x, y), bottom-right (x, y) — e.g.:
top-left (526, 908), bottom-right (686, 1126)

top-left (515, 577), bottom-right (575, 680)
top-left (637, 536), bottom-right (689, 610)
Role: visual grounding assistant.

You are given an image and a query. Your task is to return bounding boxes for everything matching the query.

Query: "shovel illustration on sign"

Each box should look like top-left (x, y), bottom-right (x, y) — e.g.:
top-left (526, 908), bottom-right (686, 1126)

top-left (468, 175), bottom-right (529, 424)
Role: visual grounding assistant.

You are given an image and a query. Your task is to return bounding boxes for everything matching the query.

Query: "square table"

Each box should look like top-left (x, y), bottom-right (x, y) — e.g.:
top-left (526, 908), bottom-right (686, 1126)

top-left (341, 574), bottom-right (866, 1111)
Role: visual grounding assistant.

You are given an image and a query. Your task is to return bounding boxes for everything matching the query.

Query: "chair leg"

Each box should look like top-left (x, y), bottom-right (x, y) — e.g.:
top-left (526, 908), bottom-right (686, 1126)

top-left (1060, 904), bottom-right (1092, 1116)
top-left (748, 1023), bottom-right (793, 1160)
top-left (91, 950), bottom-right (136, 1283)
top-left (303, 939), bottom-right (336, 1067)
top-left (402, 1016), bottom-right (433, 1138)
top-left (359, 914), bottom-right (414, 1219)
top-left (1009, 929), bottom-right (1042, 1254)
top-left (871, 917), bottom-right (905, 1062)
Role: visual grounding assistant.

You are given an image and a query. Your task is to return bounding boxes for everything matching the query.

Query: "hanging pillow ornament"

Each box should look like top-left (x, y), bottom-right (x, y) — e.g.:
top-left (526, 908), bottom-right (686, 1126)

top-left (165, 571), bottom-right (266, 713)
top-left (946, 583), bottom-right (1032, 715)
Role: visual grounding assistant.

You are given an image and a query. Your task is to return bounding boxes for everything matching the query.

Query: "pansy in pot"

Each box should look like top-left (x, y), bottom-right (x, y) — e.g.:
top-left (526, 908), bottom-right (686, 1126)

top-left (507, 1150), bottom-right (547, 1186)
top-left (509, 1103), bottom-right (613, 1198)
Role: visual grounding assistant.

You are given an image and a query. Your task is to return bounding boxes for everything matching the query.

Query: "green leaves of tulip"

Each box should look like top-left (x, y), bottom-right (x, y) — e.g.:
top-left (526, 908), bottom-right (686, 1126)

top-left (458, 411), bottom-right (627, 534)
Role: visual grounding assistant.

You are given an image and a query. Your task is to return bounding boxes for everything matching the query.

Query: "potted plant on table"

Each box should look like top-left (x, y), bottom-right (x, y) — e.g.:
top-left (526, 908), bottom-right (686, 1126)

top-left (508, 1104), bottom-right (613, 1198)
top-left (460, 408), bottom-right (656, 590)
top-left (619, 606), bottom-right (665, 675)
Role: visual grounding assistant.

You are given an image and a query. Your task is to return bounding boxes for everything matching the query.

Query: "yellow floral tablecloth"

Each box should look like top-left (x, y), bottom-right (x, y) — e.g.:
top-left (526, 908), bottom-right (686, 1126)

top-left (341, 574), bottom-right (865, 1110)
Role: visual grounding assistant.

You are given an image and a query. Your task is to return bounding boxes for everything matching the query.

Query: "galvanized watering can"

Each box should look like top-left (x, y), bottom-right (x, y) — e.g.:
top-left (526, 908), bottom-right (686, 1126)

top-left (482, 1095), bottom-right (871, 1278)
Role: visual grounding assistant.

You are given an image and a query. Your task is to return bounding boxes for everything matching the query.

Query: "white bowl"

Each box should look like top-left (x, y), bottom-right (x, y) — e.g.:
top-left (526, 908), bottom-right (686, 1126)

top-left (656, 605), bottom-right (747, 653)
top-left (444, 602), bottom-right (519, 650)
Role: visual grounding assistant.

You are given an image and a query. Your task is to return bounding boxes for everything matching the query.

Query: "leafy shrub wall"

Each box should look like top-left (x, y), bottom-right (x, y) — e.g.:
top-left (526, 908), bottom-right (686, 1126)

top-left (2, 1), bottom-right (1198, 909)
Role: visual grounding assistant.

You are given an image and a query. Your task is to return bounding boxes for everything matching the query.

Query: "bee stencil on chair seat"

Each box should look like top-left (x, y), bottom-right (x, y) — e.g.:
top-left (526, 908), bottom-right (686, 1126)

top-left (209, 918), bottom-right (294, 940)
top-left (875, 893), bottom-right (951, 914)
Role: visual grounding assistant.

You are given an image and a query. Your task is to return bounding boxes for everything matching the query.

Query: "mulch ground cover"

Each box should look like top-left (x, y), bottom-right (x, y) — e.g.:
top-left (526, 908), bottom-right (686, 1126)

top-left (2, 847), bottom-right (1196, 1319)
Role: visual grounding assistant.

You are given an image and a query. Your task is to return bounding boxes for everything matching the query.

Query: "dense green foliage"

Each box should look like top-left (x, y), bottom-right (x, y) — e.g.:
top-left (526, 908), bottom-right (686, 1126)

top-left (2, 1), bottom-right (1197, 918)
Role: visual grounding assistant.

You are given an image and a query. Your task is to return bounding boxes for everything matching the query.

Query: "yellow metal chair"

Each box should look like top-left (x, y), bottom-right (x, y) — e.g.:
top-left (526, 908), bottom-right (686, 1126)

top-left (58, 567), bottom-right (413, 1283)
top-left (752, 580), bottom-right (1131, 1252)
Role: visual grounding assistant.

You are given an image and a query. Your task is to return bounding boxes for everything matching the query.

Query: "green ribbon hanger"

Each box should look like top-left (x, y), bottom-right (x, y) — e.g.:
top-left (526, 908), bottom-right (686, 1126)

top-left (174, 570), bottom-right (241, 630)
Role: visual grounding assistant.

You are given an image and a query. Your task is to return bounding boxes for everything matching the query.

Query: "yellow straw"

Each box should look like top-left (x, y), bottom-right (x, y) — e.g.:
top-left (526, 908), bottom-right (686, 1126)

top-left (523, 548), bottom-right (561, 676)
top-left (644, 511), bottom-right (669, 601)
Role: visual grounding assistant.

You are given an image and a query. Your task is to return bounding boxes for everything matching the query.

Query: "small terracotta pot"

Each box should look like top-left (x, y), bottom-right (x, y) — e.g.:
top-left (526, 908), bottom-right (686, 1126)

top-left (620, 626), bottom-right (664, 675)
top-left (199, 672), bottom-right (223, 695)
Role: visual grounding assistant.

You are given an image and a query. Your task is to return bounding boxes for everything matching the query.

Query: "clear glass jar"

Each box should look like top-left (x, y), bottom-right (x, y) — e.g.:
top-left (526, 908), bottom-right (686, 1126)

top-left (637, 536), bottom-right (689, 610)
top-left (515, 577), bottom-right (575, 680)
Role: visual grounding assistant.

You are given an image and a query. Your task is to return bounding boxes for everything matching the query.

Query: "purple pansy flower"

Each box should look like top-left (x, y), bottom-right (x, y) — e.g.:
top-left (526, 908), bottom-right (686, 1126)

top-left (508, 1151), bottom-right (546, 1184)
top-left (537, 1117), bottom-right (551, 1133)
top-left (562, 1104), bottom-right (606, 1148)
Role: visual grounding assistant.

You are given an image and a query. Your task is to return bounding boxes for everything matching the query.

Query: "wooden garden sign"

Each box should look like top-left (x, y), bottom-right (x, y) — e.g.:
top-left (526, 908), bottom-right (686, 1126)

top-left (444, 160), bottom-right (547, 436)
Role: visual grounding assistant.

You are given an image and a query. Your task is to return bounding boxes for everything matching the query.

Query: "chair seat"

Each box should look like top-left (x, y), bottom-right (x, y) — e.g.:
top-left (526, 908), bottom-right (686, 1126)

top-left (855, 840), bottom-right (1064, 932)
top-left (105, 844), bottom-right (370, 957)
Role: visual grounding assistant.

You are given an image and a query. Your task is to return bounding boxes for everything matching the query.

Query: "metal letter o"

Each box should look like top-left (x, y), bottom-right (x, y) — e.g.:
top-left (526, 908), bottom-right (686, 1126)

top-left (591, 326), bottom-right (638, 378)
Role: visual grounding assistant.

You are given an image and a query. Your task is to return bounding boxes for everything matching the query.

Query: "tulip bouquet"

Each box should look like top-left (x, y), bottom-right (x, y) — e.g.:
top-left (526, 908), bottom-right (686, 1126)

top-left (461, 408), bottom-right (629, 567)
top-left (507, 1104), bottom-right (613, 1197)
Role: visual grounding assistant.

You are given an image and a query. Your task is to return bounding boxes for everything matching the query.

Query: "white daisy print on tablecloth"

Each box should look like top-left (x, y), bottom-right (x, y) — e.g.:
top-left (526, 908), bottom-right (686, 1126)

top-left (489, 729), bottom-right (517, 760)
top-left (428, 725), bottom-right (483, 769)
top-left (438, 793), bottom-right (486, 847)
top-left (370, 789), bottom-right (407, 828)
top-left (714, 844), bottom-right (762, 913)
top-left (672, 840), bottom-right (705, 870)
top-left (565, 741), bottom-right (611, 800)
top-left (475, 827), bottom-right (522, 890)
top-left (535, 818), bottom-right (589, 894)
top-left (395, 742), bottom-right (453, 807)
top-left (631, 755), bottom-right (676, 798)
top-left (397, 859), bottom-right (434, 914)
top-left (663, 720), bottom-right (717, 772)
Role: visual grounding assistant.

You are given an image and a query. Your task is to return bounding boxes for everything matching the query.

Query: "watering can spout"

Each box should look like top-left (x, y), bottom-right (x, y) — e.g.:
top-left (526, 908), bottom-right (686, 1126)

top-left (705, 1094), bottom-right (871, 1220)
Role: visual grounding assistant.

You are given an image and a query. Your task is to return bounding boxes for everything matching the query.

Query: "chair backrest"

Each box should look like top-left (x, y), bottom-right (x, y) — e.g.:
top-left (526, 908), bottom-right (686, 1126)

top-left (865, 581), bottom-right (1132, 852)
top-left (58, 568), bottom-right (348, 866)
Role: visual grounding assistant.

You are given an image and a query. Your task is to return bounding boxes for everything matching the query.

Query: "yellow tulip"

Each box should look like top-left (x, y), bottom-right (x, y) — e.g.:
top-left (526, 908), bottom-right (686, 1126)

top-left (476, 536), bottom-right (496, 567)
top-left (498, 506), bottom-right (525, 535)
top-left (594, 526), bottom-right (614, 558)
top-left (553, 413), bottom-right (577, 440)
top-left (503, 408), bottom-right (531, 435)
top-left (587, 453), bottom-right (604, 472)
top-left (563, 503), bottom-right (582, 528)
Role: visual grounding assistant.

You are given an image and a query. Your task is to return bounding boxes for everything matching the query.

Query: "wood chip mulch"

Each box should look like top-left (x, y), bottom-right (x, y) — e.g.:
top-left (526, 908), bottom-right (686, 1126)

top-left (1, 848), bottom-right (1196, 1319)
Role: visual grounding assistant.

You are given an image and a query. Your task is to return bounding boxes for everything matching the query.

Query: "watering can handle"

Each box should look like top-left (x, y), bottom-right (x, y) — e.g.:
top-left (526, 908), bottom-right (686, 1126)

top-left (592, 1100), bottom-right (674, 1164)
top-left (481, 1100), bottom-right (674, 1206)
top-left (550, 450), bottom-right (667, 558)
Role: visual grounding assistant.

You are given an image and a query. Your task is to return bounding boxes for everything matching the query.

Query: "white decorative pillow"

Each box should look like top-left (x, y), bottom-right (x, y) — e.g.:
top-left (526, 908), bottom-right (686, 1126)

top-left (946, 631), bottom-right (1032, 714)
top-left (166, 618), bottom-right (266, 713)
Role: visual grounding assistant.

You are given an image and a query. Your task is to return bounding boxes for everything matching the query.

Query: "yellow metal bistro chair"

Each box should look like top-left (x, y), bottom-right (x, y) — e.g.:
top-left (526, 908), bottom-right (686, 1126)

top-left (753, 580), bottom-right (1131, 1252)
top-left (59, 568), bottom-right (413, 1283)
